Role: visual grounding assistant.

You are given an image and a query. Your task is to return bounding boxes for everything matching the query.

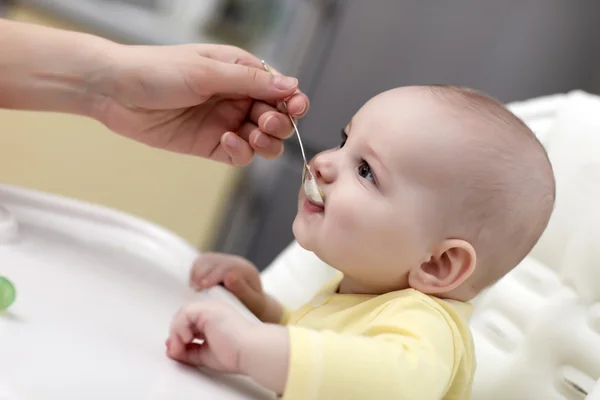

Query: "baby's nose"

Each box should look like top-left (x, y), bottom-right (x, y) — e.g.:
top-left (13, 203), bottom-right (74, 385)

top-left (311, 151), bottom-right (336, 184)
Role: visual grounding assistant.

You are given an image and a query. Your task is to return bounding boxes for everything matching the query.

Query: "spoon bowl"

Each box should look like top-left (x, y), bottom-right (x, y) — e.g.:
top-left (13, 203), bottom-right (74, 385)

top-left (303, 165), bottom-right (325, 205)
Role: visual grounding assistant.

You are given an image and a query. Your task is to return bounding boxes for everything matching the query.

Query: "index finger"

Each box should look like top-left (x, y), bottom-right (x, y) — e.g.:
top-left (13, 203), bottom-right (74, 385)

top-left (200, 46), bottom-right (310, 112)
top-left (195, 44), bottom-right (265, 70)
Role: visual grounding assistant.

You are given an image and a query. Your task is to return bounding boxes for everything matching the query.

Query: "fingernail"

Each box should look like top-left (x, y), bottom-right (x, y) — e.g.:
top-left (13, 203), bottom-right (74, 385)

top-left (254, 133), bottom-right (270, 148)
top-left (223, 132), bottom-right (238, 148)
top-left (295, 102), bottom-right (308, 116)
top-left (264, 116), bottom-right (280, 133)
top-left (201, 279), bottom-right (209, 287)
top-left (274, 76), bottom-right (298, 90)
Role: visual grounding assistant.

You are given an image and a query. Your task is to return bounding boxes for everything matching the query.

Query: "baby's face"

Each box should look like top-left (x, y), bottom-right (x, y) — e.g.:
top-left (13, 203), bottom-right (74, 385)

top-left (293, 88), bottom-right (451, 293)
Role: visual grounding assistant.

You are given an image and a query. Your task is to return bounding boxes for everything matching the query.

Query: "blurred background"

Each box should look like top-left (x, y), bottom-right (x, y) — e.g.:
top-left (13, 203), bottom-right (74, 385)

top-left (1, 0), bottom-right (600, 270)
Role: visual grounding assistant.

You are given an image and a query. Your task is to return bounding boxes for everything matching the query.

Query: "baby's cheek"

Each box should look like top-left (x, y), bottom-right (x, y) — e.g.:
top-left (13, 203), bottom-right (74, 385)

top-left (328, 202), bottom-right (361, 231)
top-left (326, 201), bottom-right (375, 248)
top-left (333, 205), bottom-right (398, 252)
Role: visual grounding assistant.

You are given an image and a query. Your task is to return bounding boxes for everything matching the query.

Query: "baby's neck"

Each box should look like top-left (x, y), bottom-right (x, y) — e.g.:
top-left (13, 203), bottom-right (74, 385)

top-left (337, 275), bottom-right (410, 295)
top-left (338, 275), bottom-right (476, 302)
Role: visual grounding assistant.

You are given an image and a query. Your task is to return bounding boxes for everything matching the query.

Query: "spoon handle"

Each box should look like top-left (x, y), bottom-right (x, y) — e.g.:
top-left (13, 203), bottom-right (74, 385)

top-left (261, 61), bottom-right (309, 165)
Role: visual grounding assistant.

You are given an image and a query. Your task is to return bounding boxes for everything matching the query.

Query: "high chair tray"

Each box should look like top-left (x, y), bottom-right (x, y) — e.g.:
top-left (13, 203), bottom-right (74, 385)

top-left (0, 184), bottom-right (273, 400)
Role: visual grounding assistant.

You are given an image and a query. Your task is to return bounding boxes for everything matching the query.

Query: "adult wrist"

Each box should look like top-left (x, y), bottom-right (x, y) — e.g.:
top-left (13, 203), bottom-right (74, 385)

top-left (61, 34), bottom-right (123, 118)
top-left (0, 20), bottom-right (120, 117)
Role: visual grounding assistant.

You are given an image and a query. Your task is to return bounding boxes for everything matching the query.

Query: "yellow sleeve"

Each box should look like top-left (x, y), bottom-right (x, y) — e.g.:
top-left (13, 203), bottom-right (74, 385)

top-left (281, 299), bottom-right (458, 400)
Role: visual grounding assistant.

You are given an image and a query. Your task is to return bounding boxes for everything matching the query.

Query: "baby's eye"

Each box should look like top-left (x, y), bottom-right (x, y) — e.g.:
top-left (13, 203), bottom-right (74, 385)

top-left (357, 160), bottom-right (376, 183)
top-left (340, 129), bottom-right (348, 148)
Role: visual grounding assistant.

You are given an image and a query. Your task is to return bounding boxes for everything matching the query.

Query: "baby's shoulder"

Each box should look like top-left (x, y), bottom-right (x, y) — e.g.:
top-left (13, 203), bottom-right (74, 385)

top-left (371, 287), bottom-right (451, 310)
top-left (367, 289), bottom-right (472, 331)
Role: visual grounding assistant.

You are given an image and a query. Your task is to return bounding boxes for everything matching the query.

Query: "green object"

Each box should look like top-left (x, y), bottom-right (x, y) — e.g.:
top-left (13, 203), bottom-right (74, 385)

top-left (0, 276), bottom-right (16, 311)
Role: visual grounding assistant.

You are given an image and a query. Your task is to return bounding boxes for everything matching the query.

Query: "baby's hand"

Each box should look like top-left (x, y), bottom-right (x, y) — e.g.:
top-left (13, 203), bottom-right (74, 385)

top-left (166, 300), bottom-right (252, 374)
top-left (166, 299), bottom-right (290, 394)
top-left (189, 253), bottom-right (269, 321)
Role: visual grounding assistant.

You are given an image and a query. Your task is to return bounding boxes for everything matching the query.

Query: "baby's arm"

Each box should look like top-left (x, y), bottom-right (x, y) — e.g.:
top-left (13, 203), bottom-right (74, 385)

top-left (278, 300), bottom-right (459, 400)
top-left (281, 326), bottom-right (455, 400)
top-left (189, 253), bottom-right (286, 324)
top-left (167, 298), bottom-right (460, 400)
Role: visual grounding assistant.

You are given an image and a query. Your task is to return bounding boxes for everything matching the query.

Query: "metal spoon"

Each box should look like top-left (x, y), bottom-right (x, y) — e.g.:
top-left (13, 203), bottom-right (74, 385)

top-left (261, 60), bottom-right (325, 205)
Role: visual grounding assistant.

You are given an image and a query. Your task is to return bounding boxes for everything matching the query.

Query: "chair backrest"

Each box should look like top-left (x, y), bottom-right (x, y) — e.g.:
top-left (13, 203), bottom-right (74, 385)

top-left (260, 91), bottom-right (600, 399)
top-left (261, 238), bottom-right (337, 310)
top-left (471, 91), bottom-right (600, 400)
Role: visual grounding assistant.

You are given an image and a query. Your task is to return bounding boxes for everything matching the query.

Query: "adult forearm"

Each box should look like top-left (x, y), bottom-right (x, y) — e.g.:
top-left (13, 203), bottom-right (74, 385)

top-left (0, 19), bottom-right (116, 116)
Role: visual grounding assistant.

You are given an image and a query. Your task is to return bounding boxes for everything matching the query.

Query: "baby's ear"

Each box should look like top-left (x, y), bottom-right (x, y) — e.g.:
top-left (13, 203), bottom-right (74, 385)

top-left (408, 240), bottom-right (476, 295)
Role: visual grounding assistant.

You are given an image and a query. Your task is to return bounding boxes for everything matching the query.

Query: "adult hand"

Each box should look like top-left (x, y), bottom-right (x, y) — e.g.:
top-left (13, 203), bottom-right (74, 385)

top-left (89, 43), bottom-right (309, 166)
top-left (0, 20), bottom-right (308, 165)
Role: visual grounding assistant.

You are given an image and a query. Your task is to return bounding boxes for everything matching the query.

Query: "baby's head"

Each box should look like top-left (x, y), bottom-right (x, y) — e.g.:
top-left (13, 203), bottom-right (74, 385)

top-left (293, 85), bottom-right (555, 300)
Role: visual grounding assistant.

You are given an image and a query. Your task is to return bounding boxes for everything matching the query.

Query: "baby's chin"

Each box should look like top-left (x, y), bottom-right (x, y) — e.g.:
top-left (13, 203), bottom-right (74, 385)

top-left (292, 216), bottom-right (312, 251)
top-left (293, 218), bottom-right (336, 268)
top-left (293, 215), bottom-right (327, 256)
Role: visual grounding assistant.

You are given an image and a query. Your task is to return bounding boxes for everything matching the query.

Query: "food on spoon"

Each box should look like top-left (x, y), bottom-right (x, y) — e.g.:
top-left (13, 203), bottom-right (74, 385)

top-left (303, 167), bottom-right (325, 205)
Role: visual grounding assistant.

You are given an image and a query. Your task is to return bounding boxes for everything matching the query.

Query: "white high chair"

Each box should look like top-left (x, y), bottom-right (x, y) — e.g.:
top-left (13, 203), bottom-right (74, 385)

top-left (0, 187), bottom-right (268, 399)
top-left (260, 91), bottom-right (600, 399)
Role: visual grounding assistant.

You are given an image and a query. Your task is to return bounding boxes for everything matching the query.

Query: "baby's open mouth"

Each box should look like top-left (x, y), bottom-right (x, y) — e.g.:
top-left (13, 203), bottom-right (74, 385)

top-left (303, 195), bottom-right (325, 214)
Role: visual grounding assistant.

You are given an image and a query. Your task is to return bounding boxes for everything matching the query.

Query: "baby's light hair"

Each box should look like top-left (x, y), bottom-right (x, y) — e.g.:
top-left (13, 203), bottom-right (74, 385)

top-left (424, 85), bottom-right (555, 290)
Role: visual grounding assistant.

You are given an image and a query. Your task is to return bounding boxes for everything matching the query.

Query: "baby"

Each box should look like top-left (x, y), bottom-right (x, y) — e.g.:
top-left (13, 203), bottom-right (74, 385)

top-left (165, 85), bottom-right (555, 399)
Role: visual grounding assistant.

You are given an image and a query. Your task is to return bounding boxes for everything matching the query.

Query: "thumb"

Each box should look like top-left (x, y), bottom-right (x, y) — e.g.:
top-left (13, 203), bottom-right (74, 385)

top-left (174, 342), bottom-right (226, 371)
top-left (207, 61), bottom-right (299, 100)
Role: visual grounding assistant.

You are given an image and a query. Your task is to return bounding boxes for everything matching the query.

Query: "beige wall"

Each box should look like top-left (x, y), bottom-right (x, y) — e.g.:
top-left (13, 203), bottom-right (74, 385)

top-left (0, 6), bottom-right (239, 249)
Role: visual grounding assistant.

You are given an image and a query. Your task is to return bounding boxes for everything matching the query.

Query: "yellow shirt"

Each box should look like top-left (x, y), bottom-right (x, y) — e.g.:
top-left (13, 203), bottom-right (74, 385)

top-left (280, 274), bottom-right (475, 400)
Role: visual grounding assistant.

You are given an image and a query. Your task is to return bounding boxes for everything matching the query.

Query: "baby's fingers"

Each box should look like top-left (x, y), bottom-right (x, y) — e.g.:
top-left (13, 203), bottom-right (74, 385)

top-left (168, 341), bottom-right (230, 372)
top-left (198, 264), bottom-right (233, 289)
top-left (166, 337), bottom-right (206, 367)
top-left (169, 309), bottom-right (194, 342)
top-left (165, 330), bottom-right (191, 363)
top-left (190, 255), bottom-right (222, 290)
top-left (172, 342), bottom-right (205, 366)
top-left (167, 308), bottom-right (202, 360)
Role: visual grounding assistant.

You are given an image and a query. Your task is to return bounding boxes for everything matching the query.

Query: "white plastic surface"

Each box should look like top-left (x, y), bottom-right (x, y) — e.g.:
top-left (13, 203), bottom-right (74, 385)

top-left (0, 185), bottom-right (272, 400)
top-left (589, 379), bottom-right (600, 400)
top-left (260, 90), bottom-right (600, 399)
